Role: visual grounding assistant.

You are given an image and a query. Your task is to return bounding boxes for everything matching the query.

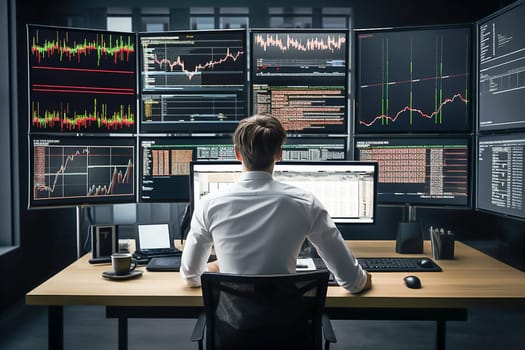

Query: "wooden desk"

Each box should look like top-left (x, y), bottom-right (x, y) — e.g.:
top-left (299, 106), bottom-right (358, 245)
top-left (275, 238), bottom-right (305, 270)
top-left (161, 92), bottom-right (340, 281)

top-left (26, 241), bottom-right (525, 350)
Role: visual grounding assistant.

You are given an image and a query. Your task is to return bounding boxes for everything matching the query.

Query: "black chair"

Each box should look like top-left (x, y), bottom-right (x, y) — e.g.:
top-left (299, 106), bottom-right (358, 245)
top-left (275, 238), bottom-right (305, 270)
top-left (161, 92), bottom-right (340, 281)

top-left (191, 270), bottom-right (336, 350)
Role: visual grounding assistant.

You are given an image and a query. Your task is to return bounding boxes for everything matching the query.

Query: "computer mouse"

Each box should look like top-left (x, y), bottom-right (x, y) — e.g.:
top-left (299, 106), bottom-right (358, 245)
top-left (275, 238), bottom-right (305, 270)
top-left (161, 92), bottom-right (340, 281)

top-left (403, 275), bottom-right (422, 289)
top-left (418, 258), bottom-right (433, 268)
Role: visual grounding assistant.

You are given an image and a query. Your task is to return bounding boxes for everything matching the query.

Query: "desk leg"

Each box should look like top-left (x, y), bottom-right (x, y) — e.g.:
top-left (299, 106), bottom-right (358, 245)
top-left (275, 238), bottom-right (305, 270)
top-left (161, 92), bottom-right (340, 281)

top-left (118, 317), bottom-right (128, 350)
top-left (436, 320), bottom-right (446, 350)
top-left (48, 306), bottom-right (63, 350)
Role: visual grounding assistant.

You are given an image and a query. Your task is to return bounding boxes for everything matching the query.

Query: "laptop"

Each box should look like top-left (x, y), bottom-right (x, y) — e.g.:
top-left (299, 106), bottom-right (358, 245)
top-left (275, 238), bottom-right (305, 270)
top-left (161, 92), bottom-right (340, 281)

top-left (135, 224), bottom-right (181, 257)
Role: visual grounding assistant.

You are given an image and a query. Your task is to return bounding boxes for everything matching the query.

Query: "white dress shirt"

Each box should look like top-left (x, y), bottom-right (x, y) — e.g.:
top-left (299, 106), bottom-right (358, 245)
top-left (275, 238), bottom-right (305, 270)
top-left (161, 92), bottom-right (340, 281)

top-left (180, 171), bottom-right (368, 293)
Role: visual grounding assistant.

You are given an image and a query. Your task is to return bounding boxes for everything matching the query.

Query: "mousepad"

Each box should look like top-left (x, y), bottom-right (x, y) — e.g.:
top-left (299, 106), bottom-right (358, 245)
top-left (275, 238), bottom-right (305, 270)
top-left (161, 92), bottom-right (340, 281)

top-left (102, 270), bottom-right (143, 281)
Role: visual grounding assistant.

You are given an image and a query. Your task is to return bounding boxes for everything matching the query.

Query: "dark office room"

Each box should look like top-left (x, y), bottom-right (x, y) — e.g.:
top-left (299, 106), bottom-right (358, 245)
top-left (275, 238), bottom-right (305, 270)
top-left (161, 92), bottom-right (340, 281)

top-left (1, 0), bottom-right (524, 349)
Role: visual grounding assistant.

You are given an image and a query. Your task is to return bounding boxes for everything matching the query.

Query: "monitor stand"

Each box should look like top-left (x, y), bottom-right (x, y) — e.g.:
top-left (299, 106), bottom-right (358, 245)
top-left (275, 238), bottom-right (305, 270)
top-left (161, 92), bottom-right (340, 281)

top-left (396, 205), bottom-right (423, 254)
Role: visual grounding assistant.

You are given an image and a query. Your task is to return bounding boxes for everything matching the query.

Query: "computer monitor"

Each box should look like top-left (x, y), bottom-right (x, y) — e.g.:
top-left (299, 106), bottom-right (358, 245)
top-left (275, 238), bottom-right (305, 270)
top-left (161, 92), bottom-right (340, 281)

top-left (139, 136), bottom-right (347, 202)
top-left (27, 25), bottom-right (136, 134)
top-left (138, 29), bottom-right (248, 133)
top-left (250, 29), bottom-right (349, 134)
top-left (29, 135), bottom-right (136, 208)
top-left (190, 161), bottom-right (377, 224)
top-left (355, 25), bottom-right (472, 133)
top-left (355, 136), bottom-right (470, 207)
top-left (478, 0), bottom-right (525, 131)
top-left (477, 133), bottom-right (525, 220)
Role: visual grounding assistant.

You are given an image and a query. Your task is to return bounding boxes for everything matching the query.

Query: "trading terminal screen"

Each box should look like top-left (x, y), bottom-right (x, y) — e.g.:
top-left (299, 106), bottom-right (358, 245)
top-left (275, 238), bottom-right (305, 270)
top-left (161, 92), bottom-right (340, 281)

top-left (139, 29), bottom-right (248, 133)
top-left (355, 137), bottom-right (470, 206)
top-left (29, 135), bottom-right (136, 208)
top-left (478, 1), bottom-right (525, 131)
top-left (250, 29), bottom-right (349, 133)
top-left (140, 136), bottom-right (347, 202)
top-left (477, 133), bottom-right (525, 220)
top-left (355, 25), bottom-right (471, 133)
top-left (191, 161), bottom-right (377, 223)
top-left (28, 25), bottom-right (137, 134)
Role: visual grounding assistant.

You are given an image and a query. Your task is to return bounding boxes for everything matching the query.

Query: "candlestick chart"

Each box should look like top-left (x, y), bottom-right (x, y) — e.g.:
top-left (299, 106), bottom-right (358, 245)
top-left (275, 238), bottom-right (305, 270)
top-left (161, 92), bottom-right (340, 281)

top-left (28, 25), bottom-right (137, 133)
top-left (30, 136), bottom-right (136, 207)
top-left (356, 26), bottom-right (471, 133)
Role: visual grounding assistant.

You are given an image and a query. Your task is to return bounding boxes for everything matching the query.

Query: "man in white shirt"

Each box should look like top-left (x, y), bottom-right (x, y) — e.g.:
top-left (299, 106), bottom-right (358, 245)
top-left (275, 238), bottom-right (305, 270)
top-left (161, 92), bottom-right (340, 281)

top-left (180, 114), bottom-right (371, 293)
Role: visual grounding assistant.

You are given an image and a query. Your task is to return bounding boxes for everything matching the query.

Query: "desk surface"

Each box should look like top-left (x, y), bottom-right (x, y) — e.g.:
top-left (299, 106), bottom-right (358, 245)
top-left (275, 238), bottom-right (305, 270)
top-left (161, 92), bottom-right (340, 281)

top-left (26, 240), bottom-right (525, 309)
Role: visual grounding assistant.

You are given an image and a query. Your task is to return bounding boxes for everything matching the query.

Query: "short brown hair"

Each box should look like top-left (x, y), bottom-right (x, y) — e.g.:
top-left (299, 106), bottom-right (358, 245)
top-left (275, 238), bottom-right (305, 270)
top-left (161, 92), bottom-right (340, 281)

top-left (233, 114), bottom-right (287, 171)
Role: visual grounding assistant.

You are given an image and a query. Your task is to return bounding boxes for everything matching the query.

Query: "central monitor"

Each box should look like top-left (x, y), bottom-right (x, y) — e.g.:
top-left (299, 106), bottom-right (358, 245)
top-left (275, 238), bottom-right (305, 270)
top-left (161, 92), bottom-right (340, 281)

top-left (190, 161), bottom-right (377, 224)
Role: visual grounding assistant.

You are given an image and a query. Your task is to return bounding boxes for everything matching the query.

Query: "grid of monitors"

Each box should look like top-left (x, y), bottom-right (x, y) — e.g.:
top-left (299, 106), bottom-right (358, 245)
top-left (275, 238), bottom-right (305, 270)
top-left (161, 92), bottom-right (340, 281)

top-left (139, 136), bottom-right (347, 202)
top-left (478, 0), bottom-right (525, 131)
top-left (29, 135), bottom-right (136, 208)
top-left (355, 137), bottom-right (470, 206)
top-left (477, 133), bottom-right (525, 220)
top-left (138, 29), bottom-right (248, 133)
top-left (355, 25), bottom-right (472, 133)
top-left (190, 161), bottom-right (377, 224)
top-left (28, 25), bottom-right (137, 134)
top-left (250, 29), bottom-right (349, 134)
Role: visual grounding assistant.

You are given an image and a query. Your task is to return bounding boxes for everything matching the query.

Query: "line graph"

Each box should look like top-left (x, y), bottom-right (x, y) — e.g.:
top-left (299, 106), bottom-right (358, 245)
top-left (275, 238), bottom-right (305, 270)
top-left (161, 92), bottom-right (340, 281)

top-left (359, 92), bottom-right (469, 127)
top-left (254, 33), bottom-right (346, 53)
top-left (32, 140), bottom-right (135, 204)
top-left (152, 47), bottom-right (244, 80)
top-left (356, 26), bottom-right (471, 133)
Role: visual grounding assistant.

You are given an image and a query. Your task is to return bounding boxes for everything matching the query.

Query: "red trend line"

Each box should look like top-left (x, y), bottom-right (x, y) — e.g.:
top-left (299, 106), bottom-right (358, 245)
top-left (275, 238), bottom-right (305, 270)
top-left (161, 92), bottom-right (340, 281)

top-left (359, 93), bottom-right (468, 127)
top-left (154, 47), bottom-right (244, 80)
top-left (32, 84), bottom-right (134, 95)
top-left (255, 34), bottom-right (346, 53)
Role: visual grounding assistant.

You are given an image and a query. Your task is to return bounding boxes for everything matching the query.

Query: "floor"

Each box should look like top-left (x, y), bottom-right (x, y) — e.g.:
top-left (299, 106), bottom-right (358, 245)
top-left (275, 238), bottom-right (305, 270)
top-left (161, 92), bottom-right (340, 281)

top-left (0, 301), bottom-right (524, 349)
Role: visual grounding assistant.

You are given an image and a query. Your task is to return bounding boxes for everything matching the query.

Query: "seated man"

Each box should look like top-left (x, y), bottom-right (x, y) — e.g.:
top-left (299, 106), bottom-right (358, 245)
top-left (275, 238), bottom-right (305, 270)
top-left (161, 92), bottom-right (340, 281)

top-left (180, 114), bottom-right (371, 293)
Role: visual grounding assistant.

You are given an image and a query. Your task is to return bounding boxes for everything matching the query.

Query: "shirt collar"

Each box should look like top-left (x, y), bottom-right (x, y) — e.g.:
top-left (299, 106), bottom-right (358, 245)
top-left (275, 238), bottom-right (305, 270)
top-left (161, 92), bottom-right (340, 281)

top-left (239, 171), bottom-right (273, 181)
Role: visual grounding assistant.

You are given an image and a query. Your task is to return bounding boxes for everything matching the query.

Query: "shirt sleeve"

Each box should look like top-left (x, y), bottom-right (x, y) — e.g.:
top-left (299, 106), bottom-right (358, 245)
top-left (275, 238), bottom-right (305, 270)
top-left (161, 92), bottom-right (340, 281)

top-left (180, 200), bottom-right (214, 287)
top-left (306, 197), bottom-right (368, 294)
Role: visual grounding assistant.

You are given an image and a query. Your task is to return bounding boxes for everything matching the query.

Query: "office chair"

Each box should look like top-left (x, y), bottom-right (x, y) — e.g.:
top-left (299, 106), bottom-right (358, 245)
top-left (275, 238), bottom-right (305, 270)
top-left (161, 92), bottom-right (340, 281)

top-left (191, 270), bottom-right (336, 350)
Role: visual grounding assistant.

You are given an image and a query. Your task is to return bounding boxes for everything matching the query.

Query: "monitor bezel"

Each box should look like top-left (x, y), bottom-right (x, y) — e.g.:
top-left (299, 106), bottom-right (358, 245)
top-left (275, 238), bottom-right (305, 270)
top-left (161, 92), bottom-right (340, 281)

top-left (189, 160), bottom-right (378, 224)
top-left (249, 28), bottom-right (350, 135)
top-left (354, 23), bottom-right (474, 134)
top-left (137, 28), bottom-right (248, 134)
top-left (28, 134), bottom-right (137, 209)
top-left (476, 0), bottom-right (525, 133)
top-left (354, 134), bottom-right (472, 208)
top-left (27, 24), bottom-right (138, 135)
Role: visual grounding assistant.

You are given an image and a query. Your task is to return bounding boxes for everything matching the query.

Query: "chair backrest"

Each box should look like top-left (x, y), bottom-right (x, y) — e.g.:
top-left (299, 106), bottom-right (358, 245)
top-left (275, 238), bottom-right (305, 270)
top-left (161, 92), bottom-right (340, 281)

top-left (200, 270), bottom-right (330, 350)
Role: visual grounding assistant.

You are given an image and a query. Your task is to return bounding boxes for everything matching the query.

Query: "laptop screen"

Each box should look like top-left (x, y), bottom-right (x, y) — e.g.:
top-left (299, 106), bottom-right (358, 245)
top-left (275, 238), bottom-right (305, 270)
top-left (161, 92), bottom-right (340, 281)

top-left (137, 224), bottom-right (173, 250)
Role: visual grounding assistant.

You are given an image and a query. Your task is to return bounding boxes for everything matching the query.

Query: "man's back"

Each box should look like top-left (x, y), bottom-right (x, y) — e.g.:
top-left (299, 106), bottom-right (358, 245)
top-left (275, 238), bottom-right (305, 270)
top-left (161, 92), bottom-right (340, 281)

top-left (203, 171), bottom-right (315, 275)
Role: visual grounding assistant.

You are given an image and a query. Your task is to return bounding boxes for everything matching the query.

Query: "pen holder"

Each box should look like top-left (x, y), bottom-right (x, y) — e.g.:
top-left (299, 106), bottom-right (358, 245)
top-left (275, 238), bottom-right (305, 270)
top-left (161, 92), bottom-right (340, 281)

top-left (430, 227), bottom-right (455, 260)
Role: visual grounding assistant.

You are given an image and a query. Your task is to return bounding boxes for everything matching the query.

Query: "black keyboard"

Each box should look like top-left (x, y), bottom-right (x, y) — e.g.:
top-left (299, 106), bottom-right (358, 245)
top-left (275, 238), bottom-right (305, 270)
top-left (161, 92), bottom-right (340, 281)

top-left (357, 257), bottom-right (442, 272)
top-left (310, 257), bottom-right (441, 273)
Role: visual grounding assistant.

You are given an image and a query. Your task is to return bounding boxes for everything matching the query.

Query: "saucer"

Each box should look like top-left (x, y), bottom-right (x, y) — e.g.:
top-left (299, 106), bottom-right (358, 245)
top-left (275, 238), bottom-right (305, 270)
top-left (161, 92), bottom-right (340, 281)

top-left (102, 270), bottom-right (143, 281)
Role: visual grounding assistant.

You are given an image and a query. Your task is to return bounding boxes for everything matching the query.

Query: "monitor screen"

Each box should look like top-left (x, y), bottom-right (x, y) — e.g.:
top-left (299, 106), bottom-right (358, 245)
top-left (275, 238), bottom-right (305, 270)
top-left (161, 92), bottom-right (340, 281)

top-left (29, 135), bottom-right (136, 208)
top-left (139, 136), bottom-right (347, 202)
top-left (478, 1), bottom-right (525, 131)
top-left (355, 136), bottom-right (470, 206)
top-left (355, 25), bottom-right (472, 133)
top-left (138, 29), bottom-right (248, 133)
top-left (250, 29), bottom-right (349, 133)
top-left (28, 25), bottom-right (137, 134)
top-left (477, 133), bottom-right (525, 220)
top-left (190, 161), bottom-right (377, 224)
